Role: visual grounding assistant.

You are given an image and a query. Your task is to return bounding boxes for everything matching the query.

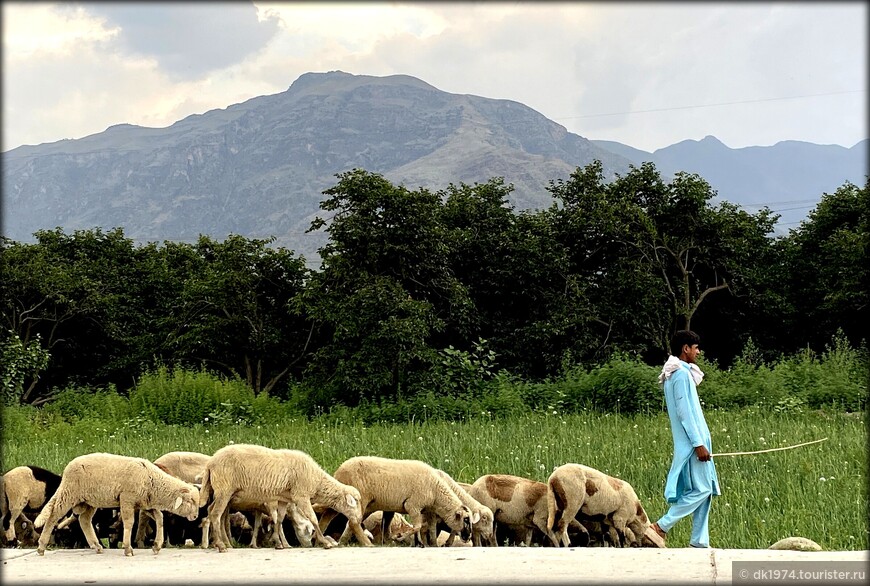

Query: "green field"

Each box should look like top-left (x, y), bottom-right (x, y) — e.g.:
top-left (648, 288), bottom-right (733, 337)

top-left (3, 407), bottom-right (865, 551)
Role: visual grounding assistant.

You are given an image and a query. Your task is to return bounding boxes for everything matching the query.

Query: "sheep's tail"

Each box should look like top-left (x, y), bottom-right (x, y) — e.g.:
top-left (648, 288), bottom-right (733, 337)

top-left (198, 467), bottom-right (212, 508)
top-left (34, 493), bottom-right (57, 528)
top-left (546, 477), bottom-right (560, 532)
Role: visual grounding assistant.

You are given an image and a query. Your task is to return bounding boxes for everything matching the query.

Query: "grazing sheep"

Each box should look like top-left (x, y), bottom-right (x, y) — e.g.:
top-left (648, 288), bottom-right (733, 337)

top-left (318, 456), bottom-right (474, 547)
top-left (467, 474), bottom-right (561, 547)
top-left (2, 466), bottom-right (62, 545)
top-left (362, 510), bottom-right (415, 545)
top-left (198, 444), bottom-right (367, 552)
top-left (135, 452), bottom-right (211, 548)
top-left (420, 471), bottom-right (493, 547)
top-left (33, 453), bottom-right (200, 556)
top-left (546, 463), bottom-right (650, 548)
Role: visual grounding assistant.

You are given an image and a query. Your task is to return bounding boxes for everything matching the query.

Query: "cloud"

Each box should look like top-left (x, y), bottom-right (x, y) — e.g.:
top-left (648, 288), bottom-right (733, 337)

top-left (2, 2), bottom-right (865, 152)
top-left (73, 1), bottom-right (281, 80)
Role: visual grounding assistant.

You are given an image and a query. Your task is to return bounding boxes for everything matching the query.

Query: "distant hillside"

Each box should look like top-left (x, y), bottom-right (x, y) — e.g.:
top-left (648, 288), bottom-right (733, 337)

top-left (1, 71), bottom-right (633, 262)
top-left (592, 136), bottom-right (868, 229)
top-left (3, 71), bottom-right (866, 261)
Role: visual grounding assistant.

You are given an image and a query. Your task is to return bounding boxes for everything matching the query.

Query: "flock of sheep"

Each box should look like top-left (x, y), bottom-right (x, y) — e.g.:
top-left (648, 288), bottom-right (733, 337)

top-left (1, 444), bottom-right (666, 556)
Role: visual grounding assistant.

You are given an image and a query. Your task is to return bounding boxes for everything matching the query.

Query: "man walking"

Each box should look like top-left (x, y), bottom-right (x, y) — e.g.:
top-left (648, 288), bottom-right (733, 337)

top-left (651, 329), bottom-right (720, 548)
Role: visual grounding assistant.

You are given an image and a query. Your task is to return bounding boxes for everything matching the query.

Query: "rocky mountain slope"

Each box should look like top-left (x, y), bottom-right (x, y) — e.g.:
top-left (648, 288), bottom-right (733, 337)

top-left (3, 71), bottom-right (866, 259)
top-left (2, 71), bottom-right (632, 261)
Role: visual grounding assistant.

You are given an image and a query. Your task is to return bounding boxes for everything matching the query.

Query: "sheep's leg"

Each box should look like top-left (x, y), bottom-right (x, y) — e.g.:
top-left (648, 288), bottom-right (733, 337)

top-left (249, 511), bottom-right (262, 548)
top-left (206, 493), bottom-right (233, 552)
top-left (403, 506), bottom-right (426, 548)
top-left (5, 500), bottom-right (25, 543)
top-left (200, 515), bottom-right (211, 549)
top-left (298, 499), bottom-right (337, 549)
top-left (542, 500), bottom-right (574, 548)
top-left (275, 502), bottom-right (294, 548)
top-left (521, 526), bottom-right (533, 547)
top-left (134, 509), bottom-right (152, 548)
top-left (150, 510), bottom-right (164, 553)
top-left (118, 500), bottom-right (137, 556)
top-left (75, 505), bottom-right (103, 553)
top-left (219, 505), bottom-right (234, 549)
top-left (380, 511), bottom-right (395, 545)
top-left (36, 500), bottom-right (74, 555)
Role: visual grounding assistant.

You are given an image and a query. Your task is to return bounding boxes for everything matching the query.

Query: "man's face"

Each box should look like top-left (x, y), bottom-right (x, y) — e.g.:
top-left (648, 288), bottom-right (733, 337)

top-left (682, 343), bottom-right (701, 364)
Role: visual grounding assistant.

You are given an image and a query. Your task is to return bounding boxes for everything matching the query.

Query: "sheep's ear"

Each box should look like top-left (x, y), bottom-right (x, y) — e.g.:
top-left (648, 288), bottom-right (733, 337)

top-left (174, 496), bottom-right (183, 510)
top-left (345, 494), bottom-right (358, 508)
top-left (472, 511), bottom-right (480, 524)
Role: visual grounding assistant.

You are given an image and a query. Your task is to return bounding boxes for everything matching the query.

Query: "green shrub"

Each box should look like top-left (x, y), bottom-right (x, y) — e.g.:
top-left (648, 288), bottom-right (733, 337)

top-left (42, 384), bottom-right (131, 422)
top-left (1, 404), bottom-right (39, 446)
top-left (129, 365), bottom-right (258, 426)
top-left (562, 354), bottom-right (662, 415)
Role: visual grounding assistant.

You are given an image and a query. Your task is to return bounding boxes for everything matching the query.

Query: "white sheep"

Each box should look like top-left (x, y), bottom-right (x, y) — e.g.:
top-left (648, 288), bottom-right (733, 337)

top-left (198, 444), bottom-right (367, 552)
top-left (466, 474), bottom-right (561, 547)
top-left (2, 465), bottom-right (62, 545)
top-left (546, 463), bottom-right (649, 548)
top-left (420, 471), bottom-right (493, 547)
top-left (317, 456), bottom-right (474, 547)
top-left (33, 453), bottom-right (200, 556)
top-left (135, 451), bottom-right (211, 548)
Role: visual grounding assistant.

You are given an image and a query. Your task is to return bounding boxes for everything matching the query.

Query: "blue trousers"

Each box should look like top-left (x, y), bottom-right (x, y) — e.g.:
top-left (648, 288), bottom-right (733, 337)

top-left (657, 457), bottom-right (715, 547)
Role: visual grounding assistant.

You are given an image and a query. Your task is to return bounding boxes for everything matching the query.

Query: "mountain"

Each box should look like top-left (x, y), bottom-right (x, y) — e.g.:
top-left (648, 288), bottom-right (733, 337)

top-left (3, 71), bottom-right (866, 260)
top-left (592, 136), bottom-right (868, 229)
top-left (1, 71), bottom-right (634, 262)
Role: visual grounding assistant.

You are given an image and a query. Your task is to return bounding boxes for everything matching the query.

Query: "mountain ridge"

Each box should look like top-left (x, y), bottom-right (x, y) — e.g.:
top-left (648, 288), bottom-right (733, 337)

top-left (3, 71), bottom-right (866, 257)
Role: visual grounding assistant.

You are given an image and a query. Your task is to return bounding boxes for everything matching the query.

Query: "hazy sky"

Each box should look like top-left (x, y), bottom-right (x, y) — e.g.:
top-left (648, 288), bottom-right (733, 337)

top-left (2, 1), bottom-right (866, 153)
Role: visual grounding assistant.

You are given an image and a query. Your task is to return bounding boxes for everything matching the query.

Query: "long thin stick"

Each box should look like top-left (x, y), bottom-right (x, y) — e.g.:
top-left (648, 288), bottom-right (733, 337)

top-left (713, 437), bottom-right (828, 457)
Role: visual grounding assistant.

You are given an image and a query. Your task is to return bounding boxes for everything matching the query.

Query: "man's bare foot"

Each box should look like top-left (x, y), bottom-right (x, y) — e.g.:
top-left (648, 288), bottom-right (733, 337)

top-left (650, 522), bottom-right (667, 542)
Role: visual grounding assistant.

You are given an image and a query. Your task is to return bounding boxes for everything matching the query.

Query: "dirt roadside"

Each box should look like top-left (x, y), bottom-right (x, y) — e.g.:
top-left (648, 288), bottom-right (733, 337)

top-left (3, 546), bottom-right (867, 585)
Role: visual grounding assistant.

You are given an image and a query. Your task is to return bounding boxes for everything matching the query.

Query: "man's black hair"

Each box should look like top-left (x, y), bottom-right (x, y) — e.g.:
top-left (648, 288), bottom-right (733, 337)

top-left (670, 330), bottom-right (701, 356)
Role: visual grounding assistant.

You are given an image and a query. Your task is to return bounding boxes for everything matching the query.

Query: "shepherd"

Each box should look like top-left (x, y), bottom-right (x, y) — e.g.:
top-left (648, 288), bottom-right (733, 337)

top-left (650, 329), bottom-right (721, 548)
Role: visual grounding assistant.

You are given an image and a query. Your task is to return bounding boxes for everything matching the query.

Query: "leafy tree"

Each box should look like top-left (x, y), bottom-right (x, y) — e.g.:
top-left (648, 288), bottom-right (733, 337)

top-left (782, 179), bottom-right (869, 351)
top-left (548, 161), bottom-right (779, 360)
top-left (164, 235), bottom-right (313, 396)
top-left (0, 228), bottom-right (142, 402)
top-left (300, 169), bottom-right (469, 406)
top-left (1, 330), bottom-right (50, 405)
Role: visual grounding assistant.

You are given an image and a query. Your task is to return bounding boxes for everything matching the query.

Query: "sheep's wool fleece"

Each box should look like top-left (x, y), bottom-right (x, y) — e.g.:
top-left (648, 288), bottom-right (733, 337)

top-left (769, 537), bottom-right (823, 551)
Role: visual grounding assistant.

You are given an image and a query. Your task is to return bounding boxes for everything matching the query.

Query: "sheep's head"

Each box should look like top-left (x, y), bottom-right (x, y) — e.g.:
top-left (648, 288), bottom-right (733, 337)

top-left (338, 485), bottom-right (364, 524)
top-left (173, 486), bottom-right (200, 521)
top-left (475, 505), bottom-right (496, 541)
top-left (446, 505), bottom-right (474, 542)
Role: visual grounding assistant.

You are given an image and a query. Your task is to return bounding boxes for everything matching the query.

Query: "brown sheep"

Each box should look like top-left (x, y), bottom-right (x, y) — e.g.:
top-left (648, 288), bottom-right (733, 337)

top-left (467, 474), bottom-right (561, 547)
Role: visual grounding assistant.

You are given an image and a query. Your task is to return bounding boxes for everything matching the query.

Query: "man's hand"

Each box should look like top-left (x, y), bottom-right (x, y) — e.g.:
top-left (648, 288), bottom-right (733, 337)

top-left (694, 445), bottom-right (712, 462)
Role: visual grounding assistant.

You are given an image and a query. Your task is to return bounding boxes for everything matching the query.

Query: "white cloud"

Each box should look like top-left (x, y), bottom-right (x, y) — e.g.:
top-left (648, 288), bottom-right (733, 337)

top-left (2, 4), bottom-right (119, 57)
top-left (2, 2), bottom-right (866, 152)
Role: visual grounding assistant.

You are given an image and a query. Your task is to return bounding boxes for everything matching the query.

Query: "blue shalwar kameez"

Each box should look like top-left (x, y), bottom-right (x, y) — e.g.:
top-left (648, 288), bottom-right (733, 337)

top-left (656, 360), bottom-right (720, 548)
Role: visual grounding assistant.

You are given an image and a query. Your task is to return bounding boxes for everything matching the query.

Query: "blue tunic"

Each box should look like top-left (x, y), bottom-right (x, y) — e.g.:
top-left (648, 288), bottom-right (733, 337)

top-left (663, 361), bottom-right (721, 503)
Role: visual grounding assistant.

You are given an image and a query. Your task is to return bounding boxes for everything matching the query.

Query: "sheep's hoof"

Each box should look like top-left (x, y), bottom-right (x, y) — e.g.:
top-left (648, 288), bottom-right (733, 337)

top-left (274, 544), bottom-right (284, 550)
top-left (36, 548), bottom-right (45, 556)
top-left (217, 545), bottom-right (227, 553)
top-left (124, 548), bottom-right (133, 556)
top-left (151, 546), bottom-right (161, 554)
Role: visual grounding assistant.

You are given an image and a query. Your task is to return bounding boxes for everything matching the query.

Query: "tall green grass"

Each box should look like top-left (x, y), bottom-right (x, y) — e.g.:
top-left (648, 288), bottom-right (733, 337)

top-left (3, 407), bottom-right (865, 551)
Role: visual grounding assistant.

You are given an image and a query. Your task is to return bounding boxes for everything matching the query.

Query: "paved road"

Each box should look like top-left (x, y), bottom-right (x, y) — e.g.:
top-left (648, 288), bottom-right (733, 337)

top-left (3, 546), bottom-right (867, 584)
